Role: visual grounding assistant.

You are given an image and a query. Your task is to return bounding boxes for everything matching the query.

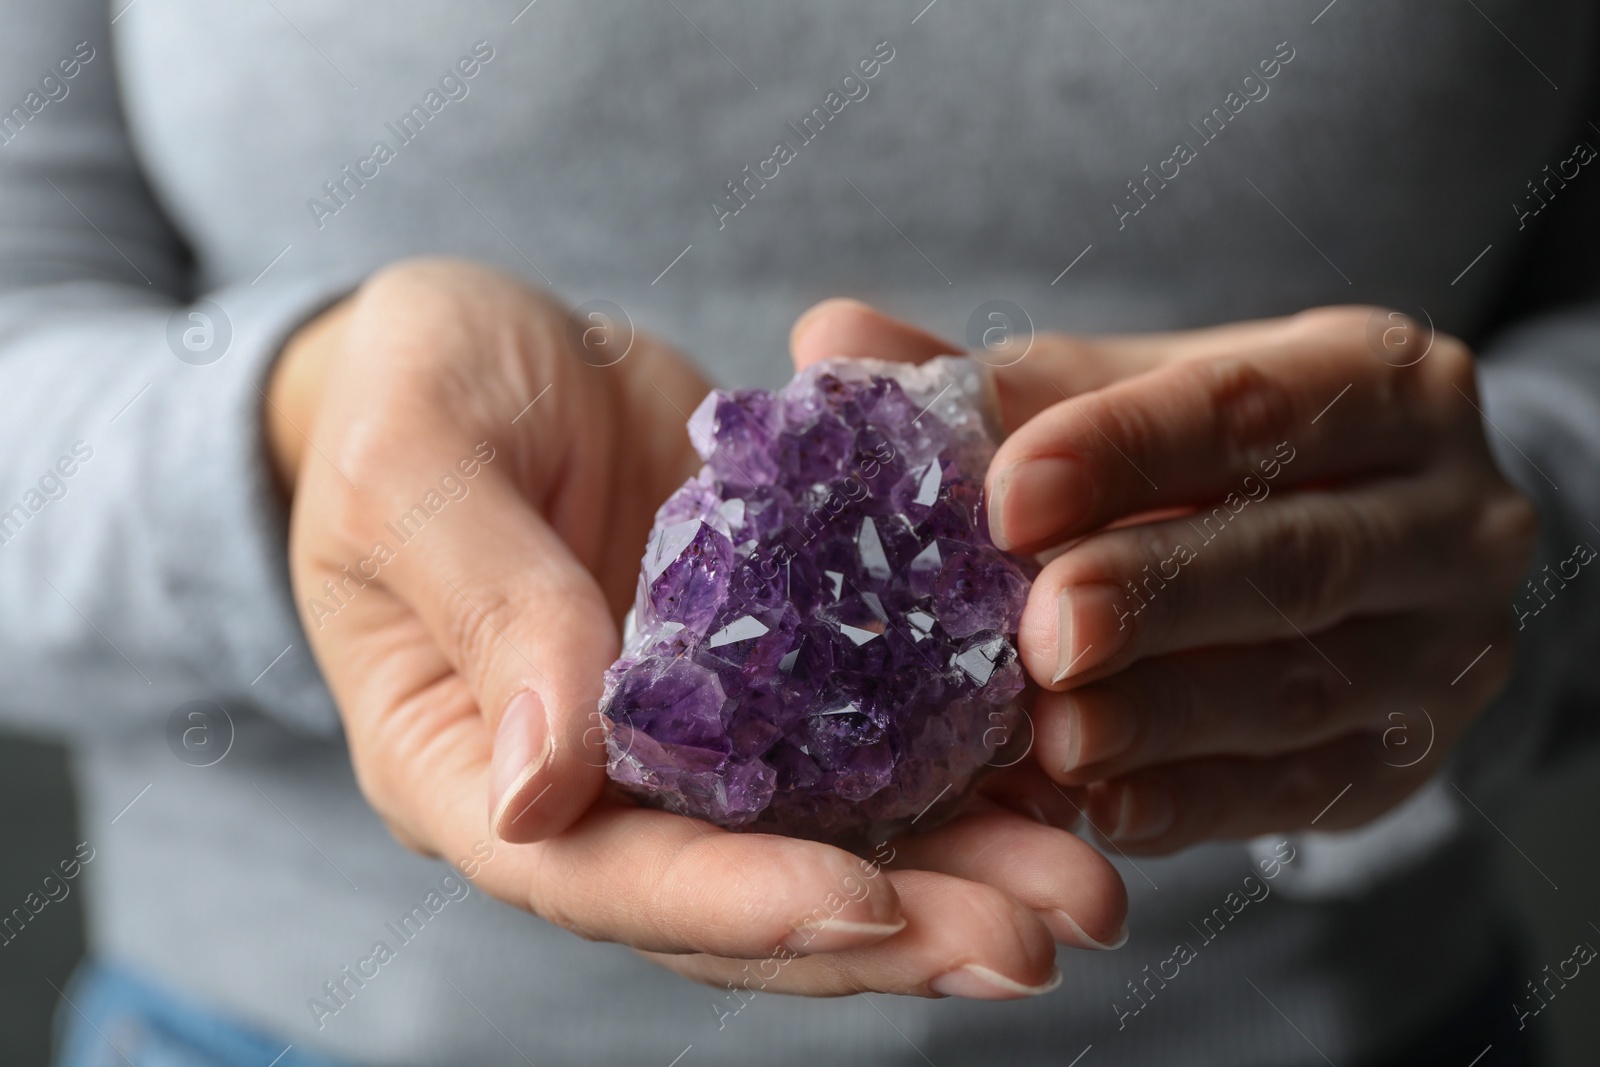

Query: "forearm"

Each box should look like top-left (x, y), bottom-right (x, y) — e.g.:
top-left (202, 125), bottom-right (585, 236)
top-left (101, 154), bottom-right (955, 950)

top-left (0, 277), bottom-right (352, 737)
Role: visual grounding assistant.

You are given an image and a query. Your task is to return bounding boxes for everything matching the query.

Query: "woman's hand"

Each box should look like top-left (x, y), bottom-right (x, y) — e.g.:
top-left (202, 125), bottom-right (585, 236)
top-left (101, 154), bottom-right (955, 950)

top-left (270, 263), bottom-right (1127, 1000)
top-left (993, 307), bottom-right (1536, 853)
top-left (796, 301), bottom-right (1537, 856)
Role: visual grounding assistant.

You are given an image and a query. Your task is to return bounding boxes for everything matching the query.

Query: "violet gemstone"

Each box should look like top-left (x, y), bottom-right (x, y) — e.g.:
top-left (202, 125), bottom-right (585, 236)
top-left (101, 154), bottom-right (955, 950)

top-left (601, 357), bottom-right (1036, 849)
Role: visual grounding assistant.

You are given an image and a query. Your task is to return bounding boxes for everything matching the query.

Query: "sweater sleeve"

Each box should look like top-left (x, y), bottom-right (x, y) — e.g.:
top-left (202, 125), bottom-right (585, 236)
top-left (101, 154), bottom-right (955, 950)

top-left (1247, 296), bottom-right (1600, 900)
top-left (1453, 302), bottom-right (1600, 803)
top-left (0, 0), bottom-right (352, 736)
top-left (1252, 140), bottom-right (1600, 899)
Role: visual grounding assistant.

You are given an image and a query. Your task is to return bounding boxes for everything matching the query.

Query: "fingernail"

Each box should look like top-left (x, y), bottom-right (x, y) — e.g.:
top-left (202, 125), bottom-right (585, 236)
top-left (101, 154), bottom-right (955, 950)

top-left (929, 963), bottom-right (1063, 1000)
top-left (782, 916), bottom-right (907, 955)
top-left (988, 457), bottom-right (1084, 551)
top-left (1054, 583), bottom-right (1132, 683)
top-left (1060, 696), bottom-right (1083, 773)
top-left (1038, 910), bottom-right (1128, 951)
top-left (489, 691), bottom-right (551, 838)
top-left (1059, 692), bottom-right (1139, 777)
top-left (1110, 782), bottom-right (1176, 844)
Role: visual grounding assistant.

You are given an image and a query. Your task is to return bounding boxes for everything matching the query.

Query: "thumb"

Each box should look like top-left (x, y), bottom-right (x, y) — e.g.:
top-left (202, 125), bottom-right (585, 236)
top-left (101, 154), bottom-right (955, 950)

top-left (376, 466), bottom-right (620, 844)
top-left (789, 298), bottom-right (959, 371)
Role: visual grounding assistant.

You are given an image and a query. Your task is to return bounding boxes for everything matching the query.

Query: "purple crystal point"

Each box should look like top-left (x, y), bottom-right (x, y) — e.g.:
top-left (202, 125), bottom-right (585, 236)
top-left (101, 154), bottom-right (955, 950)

top-left (602, 356), bottom-right (1038, 849)
top-left (639, 517), bottom-right (734, 634)
top-left (688, 389), bottom-right (781, 487)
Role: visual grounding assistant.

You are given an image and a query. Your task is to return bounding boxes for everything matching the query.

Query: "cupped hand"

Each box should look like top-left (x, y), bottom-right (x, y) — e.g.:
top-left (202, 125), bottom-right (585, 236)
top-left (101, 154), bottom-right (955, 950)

top-left (795, 300), bottom-right (1537, 857)
top-left (269, 263), bottom-right (1126, 1001)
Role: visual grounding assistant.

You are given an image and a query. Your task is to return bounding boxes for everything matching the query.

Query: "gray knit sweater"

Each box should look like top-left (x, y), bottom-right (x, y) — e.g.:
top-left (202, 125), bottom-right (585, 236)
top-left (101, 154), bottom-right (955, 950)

top-left (2, 1), bottom-right (1598, 1063)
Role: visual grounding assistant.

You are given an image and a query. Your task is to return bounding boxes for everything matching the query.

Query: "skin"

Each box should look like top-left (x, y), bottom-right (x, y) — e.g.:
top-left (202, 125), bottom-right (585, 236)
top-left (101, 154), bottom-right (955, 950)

top-left (268, 260), bottom-right (1126, 1003)
top-left (799, 302), bottom-right (1534, 853)
top-left (270, 260), bottom-right (1534, 994)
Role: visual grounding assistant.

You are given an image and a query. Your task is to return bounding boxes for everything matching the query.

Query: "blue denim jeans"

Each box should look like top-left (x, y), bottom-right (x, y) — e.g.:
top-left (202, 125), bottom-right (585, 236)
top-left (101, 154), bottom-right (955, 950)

top-left (53, 960), bottom-right (348, 1067)
top-left (55, 953), bottom-right (1543, 1066)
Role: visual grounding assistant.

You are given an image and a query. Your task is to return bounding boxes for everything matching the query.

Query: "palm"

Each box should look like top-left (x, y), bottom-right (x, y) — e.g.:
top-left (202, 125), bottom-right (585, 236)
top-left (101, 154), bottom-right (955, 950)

top-left (292, 272), bottom-right (707, 844)
top-left (290, 266), bottom-right (1126, 999)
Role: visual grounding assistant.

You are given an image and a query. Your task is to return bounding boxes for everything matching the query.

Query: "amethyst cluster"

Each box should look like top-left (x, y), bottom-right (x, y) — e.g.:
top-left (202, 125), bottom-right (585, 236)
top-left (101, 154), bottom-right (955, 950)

top-left (601, 357), bottom-right (1035, 848)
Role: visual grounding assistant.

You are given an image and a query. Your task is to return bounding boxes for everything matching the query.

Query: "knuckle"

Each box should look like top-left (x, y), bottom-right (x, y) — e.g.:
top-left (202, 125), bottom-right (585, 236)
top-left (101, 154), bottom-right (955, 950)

top-left (656, 837), bottom-right (737, 938)
top-left (1412, 332), bottom-right (1477, 415)
top-left (1069, 678), bottom-right (1145, 774)
top-left (945, 877), bottom-right (1036, 950)
top-left (1038, 332), bottom-right (1089, 360)
top-left (361, 257), bottom-right (437, 297)
top-left (329, 412), bottom-right (392, 486)
top-left (347, 687), bottom-right (474, 847)
top-left (1270, 756), bottom-right (1328, 817)
top-left (356, 262), bottom-right (467, 332)
top-left (347, 751), bottom-right (403, 827)
top-left (1125, 658), bottom-right (1197, 764)
top-left (320, 469), bottom-right (386, 552)
top-left (1185, 358), bottom-right (1297, 473)
top-left (361, 256), bottom-right (483, 303)
top-left (1428, 333), bottom-right (1476, 390)
top-left (1272, 659), bottom-right (1336, 743)
top-left (1104, 526), bottom-right (1194, 646)
top-left (1281, 305), bottom-right (1380, 365)
top-left (1038, 390), bottom-right (1153, 492)
top-left (987, 337), bottom-right (1086, 431)
top-left (1285, 304), bottom-right (1373, 341)
top-left (1037, 333), bottom-right (1104, 388)
top-left (444, 583), bottom-right (521, 684)
top-left (329, 405), bottom-right (435, 503)
top-left (526, 849), bottom-right (604, 942)
top-left (1011, 332), bottom-right (1092, 388)
top-left (1475, 486), bottom-right (1540, 593)
top-left (1255, 502), bottom-right (1354, 630)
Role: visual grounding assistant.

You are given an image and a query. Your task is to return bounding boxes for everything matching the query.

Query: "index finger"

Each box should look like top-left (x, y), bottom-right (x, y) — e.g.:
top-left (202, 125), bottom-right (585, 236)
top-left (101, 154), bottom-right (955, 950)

top-left (985, 313), bottom-right (1299, 432)
top-left (297, 269), bottom-right (624, 845)
top-left (985, 307), bottom-right (1460, 553)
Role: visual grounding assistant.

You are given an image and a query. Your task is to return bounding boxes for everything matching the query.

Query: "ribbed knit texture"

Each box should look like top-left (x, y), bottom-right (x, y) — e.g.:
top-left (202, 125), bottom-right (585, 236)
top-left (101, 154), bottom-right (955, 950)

top-left (3, 1), bottom-right (1597, 1062)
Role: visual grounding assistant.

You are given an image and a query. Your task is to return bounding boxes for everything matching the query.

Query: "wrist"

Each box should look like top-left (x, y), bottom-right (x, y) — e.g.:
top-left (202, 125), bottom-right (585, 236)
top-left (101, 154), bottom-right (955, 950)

top-left (265, 296), bottom-right (353, 498)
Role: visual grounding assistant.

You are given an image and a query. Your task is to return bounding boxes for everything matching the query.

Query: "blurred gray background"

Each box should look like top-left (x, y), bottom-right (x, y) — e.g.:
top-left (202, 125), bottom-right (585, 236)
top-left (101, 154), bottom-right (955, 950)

top-left (0, 734), bottom-right (85, 1067)
top-left (1, 730), bottom-right (1596, 1066)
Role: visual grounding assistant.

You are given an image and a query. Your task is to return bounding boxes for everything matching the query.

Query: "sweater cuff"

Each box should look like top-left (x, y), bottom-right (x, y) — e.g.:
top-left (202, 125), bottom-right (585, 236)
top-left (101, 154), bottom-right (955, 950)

top-left (166, 271), bottom-right (361, 734)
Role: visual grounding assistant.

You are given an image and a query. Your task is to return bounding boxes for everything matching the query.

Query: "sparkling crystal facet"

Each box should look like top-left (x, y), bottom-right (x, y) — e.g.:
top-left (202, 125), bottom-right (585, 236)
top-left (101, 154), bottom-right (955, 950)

top-left (601, 357), bottom-right (1037, 848)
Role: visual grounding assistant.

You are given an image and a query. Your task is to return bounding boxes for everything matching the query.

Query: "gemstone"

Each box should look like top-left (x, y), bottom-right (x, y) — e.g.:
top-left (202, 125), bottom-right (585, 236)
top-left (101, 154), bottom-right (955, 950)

top-left (601, 357), bottom-right (1036, 849)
